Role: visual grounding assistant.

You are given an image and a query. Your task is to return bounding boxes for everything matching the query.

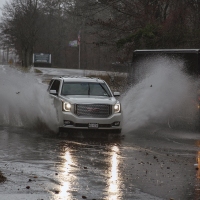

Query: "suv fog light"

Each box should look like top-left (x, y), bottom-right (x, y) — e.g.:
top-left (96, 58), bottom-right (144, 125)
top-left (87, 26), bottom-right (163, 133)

top-left (64, 120), bottom-right (73, 126)
top-left (112, 121), bottom-right (120, 126)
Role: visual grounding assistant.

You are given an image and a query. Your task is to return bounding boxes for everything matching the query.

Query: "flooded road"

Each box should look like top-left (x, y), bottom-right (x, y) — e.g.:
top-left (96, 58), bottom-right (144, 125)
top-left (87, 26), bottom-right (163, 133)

top-left (1, 62), bottom-right (200, 200)
top-left (0, 125), bottom-right (200, 200)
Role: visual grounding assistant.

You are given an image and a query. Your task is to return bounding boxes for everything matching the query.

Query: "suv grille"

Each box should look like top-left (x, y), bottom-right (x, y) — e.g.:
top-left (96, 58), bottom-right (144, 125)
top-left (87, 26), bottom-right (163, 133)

top-left (75, 104), bottom-right (111, 118)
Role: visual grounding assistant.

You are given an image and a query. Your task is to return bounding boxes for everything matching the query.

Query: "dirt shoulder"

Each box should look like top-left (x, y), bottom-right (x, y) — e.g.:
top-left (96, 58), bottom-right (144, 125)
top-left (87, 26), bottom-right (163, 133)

top-left (0, 171), bottom-right (6, 183)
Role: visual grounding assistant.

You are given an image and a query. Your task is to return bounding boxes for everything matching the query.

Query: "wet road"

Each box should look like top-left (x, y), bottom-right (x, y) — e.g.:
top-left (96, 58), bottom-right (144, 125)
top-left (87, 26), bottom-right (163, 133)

top-left (1, 65), bottom-right (200, 200)
top-left (0, 125), bottom-right (200, 200)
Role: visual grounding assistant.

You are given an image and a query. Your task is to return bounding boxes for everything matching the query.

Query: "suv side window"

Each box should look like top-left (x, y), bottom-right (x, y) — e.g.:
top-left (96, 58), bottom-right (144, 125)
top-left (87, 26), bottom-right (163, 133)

top-left (50, 80), bottom-right (60, 94)
top-left (48, 79), bottom-right (54, 91)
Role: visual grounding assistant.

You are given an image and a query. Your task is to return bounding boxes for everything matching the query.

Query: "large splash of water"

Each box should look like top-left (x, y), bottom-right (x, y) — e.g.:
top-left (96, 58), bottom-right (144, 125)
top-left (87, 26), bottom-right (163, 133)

top-left (1, 60), bottom-right (198, 134)
top-left (122, 56), bottom-right (199, 133)
top-left (0, 65), bottom-right (58, 132)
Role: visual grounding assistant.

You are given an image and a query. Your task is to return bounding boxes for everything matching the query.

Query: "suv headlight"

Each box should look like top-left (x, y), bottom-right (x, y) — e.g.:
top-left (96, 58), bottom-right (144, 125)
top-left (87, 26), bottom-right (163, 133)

top-left (114, 103), bottom-right (121, 113)
top-left (62, 101), bottom-right (71, 112)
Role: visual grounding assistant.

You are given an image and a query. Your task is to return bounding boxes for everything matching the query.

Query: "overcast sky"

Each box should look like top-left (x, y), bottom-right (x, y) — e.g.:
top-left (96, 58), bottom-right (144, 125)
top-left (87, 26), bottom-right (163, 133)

top-left (0, 0), bottom-right (9, 16)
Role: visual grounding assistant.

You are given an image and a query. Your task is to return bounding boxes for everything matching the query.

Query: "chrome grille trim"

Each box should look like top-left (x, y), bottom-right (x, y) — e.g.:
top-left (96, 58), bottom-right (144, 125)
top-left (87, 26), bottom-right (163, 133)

top-left (75, 104), bottom-right (111, 118)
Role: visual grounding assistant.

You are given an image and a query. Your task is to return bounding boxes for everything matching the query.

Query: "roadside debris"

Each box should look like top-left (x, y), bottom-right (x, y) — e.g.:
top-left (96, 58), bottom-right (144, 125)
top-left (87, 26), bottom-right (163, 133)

top-left (194, 163), bottom-right (199, 170)
top-left (0, 171), bottom-right (6, 183)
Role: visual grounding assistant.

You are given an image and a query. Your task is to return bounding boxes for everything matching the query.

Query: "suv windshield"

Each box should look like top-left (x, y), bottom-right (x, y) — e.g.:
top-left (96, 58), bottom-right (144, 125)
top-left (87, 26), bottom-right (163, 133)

top-left (61, 82), bottom-right (112, 97)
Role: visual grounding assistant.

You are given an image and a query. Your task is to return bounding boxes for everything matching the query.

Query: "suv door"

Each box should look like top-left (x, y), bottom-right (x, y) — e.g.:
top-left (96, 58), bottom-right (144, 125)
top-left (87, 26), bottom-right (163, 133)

top-left (49, 79), bottom-right (62, 124)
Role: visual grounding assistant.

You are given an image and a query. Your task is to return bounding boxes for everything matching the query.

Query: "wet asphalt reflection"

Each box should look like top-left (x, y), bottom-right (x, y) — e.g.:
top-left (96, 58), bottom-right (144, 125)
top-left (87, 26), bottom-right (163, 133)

top-left (0, 126), bottom-right (200, 200)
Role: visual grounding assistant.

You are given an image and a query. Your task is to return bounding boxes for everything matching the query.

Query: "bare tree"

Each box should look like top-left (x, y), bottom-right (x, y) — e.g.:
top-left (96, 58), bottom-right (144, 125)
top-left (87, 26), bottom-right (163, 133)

top-left (71, 0), bottom-right (200, 62)
top-left (0, 0), bottom-right (43, 67)
top-left (2, 0), bottom-right (200, 69)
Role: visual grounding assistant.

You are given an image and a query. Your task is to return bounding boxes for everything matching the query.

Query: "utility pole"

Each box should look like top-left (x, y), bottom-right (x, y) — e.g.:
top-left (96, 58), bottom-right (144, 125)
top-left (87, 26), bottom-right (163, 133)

top-left (7, 47), bottom-right (9, 63)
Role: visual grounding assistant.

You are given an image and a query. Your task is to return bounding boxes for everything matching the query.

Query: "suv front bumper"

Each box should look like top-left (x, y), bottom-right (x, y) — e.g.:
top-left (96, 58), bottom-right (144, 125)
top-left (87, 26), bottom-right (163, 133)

top-left (59, 111), bottom-right (122, 132)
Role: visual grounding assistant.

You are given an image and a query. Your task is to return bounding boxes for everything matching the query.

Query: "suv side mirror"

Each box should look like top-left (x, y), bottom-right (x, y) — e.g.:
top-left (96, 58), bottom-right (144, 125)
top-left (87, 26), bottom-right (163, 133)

top-left (50, 90), bottom-right (58, 95)
top-left (113, 92), bottom-right (120, 97)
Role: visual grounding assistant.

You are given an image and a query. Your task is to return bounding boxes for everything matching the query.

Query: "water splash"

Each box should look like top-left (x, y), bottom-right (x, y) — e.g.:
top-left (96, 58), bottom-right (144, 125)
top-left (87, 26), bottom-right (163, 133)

top-left (122, 56), bottom-right (198, 133)
top-left (0, 65), bottom-right (58, 132)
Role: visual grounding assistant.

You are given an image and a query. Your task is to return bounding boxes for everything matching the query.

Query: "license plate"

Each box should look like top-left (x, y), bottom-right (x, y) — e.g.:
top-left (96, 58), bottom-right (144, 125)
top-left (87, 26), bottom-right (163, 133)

top-left (88, 123), bottom-right (99, 129)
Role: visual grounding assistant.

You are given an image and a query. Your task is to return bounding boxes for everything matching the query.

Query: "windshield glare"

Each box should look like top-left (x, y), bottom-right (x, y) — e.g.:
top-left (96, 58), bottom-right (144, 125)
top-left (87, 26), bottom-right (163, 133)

top-left (61, 82), bottom-right (112, 97)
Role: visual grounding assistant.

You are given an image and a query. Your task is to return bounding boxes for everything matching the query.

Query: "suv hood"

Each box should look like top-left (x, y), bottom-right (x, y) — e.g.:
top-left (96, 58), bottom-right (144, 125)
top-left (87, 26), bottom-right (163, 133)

top-left (60, 95), bottom-right (118, 105)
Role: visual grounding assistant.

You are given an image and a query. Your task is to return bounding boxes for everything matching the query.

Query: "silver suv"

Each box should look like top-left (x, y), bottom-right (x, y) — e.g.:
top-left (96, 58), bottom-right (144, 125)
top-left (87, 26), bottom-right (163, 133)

top-left (48, 77), bottom-right (122, 134)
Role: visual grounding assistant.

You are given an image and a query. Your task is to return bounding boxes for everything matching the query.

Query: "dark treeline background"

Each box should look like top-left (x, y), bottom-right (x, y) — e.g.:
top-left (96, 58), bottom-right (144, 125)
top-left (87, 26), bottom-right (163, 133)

top-left (0, 0), bottom-right (200, 70)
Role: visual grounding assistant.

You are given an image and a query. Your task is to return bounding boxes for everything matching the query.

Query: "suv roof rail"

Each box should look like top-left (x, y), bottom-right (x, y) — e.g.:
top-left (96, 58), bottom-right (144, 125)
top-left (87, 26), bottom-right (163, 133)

top-left (60, 76), bottom-right (102, 80)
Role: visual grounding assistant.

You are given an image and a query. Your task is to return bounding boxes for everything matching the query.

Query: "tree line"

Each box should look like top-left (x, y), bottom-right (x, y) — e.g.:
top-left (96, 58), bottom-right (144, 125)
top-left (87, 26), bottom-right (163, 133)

top-left (1, 0), bottom-right (200, 70)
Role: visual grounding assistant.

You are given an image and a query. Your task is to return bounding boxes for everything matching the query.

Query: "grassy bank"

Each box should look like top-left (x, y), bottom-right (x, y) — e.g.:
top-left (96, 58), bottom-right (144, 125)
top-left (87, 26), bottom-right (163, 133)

top-left (87, 72), bottom-right (128, 93)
